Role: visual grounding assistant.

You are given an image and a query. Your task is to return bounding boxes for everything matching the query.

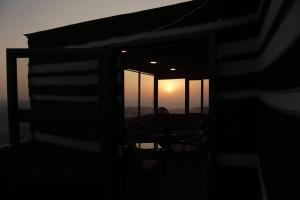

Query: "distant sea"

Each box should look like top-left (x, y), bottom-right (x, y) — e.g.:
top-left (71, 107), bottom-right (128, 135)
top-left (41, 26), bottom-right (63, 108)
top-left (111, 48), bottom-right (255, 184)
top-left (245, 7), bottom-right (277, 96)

top-left (125, 106), bottom-right (209, 118)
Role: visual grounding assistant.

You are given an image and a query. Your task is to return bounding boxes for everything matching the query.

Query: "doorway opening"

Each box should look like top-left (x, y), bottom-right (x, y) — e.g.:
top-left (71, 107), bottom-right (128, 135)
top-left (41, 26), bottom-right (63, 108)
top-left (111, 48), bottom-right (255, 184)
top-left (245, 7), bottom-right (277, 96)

top-left (121, 37), bottom-right (212, 200)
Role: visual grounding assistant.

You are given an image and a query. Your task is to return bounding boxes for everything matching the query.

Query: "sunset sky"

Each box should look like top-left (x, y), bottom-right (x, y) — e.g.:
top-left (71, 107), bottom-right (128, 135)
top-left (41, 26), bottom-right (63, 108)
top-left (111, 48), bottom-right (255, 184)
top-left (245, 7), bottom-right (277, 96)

top-left (125, 70), bottom-right (209, 112)
top-left (0, 0), bottom-right (191, 101)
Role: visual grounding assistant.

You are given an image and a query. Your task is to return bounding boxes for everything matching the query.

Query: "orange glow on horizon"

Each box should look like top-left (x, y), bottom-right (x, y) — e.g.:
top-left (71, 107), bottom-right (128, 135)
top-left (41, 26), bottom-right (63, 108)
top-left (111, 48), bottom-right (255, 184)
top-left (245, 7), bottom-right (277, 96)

top-left (160, 79), bottom-right (183, 94)
top-left (125, 70), bottom-right (209, 114)
top-left (158, 79), bottom-right (185, 111)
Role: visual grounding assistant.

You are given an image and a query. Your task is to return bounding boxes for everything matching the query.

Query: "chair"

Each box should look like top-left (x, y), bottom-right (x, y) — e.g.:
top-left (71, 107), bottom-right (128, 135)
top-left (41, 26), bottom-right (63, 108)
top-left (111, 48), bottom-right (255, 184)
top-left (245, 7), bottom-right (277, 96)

top-left (168, 128), bottom-right (208, 175)
top-left (121, 142), bottom-right (165, 198)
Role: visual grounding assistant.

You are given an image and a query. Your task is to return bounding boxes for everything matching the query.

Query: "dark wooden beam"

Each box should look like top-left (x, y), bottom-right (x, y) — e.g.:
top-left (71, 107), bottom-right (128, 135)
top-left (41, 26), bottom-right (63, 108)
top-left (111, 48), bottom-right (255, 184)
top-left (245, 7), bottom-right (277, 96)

top-left (138, 72), bottom-right (141, 117)
top-left (208, 31), bottom-right (217, 165)
top-left (201, 79), bottom-right (204, 115)
top-left (6, 50), bottom-right (20, 148)
top-left (207, 31), bottom-right (217, 200)
top-left (154, 75), bottom-right (158, 113)
top-left (157, 73), bottom-right (209, 80)
top-left (185, 77), bottom-right (189, 115)
top-left (6, 48), bottom-right (105, 57)
top-left (98, 49), bottom-right (122, 199)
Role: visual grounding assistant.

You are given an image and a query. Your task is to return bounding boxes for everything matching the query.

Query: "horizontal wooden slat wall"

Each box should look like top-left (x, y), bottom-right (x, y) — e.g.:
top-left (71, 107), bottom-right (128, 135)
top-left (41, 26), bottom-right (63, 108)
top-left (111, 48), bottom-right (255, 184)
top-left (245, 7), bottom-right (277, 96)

top-left (215, 0), bottom-right (300, 198)
top-left (28, 54), bottom-right (101, 149)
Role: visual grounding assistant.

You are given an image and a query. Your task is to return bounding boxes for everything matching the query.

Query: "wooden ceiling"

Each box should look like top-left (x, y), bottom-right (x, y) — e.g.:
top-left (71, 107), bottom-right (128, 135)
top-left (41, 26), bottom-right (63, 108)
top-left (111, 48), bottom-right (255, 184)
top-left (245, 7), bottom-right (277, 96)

top-left (122, 37), bottom-right (210, 77)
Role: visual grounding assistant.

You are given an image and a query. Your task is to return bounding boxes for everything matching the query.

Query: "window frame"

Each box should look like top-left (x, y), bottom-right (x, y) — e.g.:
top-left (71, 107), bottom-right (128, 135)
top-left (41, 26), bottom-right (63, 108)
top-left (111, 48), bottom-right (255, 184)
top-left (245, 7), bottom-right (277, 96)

top-left (124, 70), bottom-right (209, 117)
top-left (156, 76), bottom-right (209, 115)
top-left (124, 69), bottom-right (154, 118)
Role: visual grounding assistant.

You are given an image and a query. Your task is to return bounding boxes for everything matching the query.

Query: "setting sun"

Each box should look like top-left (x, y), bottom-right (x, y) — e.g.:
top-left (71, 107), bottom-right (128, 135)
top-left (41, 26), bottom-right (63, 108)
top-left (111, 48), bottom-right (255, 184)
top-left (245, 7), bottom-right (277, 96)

top-left (165, 85), bottom-right (174, 93)
top-left (159, 79), bottom-right (184, 96)
top-left (158, 79), bottom-right (185, 112)
top-left (125, 72), bottom-right (209, 115)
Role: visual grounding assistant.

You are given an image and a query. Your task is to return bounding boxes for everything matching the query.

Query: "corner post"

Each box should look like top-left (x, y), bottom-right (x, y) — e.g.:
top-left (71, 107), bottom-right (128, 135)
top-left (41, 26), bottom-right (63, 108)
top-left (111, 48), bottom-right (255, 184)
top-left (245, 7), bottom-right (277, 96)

top-left (185, 76), bottom-right (189, 115)
top-left (154, 75), bottom-right (158, 113)
top-left (6, 50), bottom-right (20, 148)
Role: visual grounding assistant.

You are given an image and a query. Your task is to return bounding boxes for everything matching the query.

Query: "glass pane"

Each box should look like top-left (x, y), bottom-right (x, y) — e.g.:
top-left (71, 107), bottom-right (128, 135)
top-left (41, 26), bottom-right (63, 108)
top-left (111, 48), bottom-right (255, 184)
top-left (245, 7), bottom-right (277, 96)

top-left (124, 70), bottom-right (138, 118)
top-left (158, 79), bottom-right (185, 114)
top-left (189, 80), bottom-right (201, 113)
top-left (17, 58), bottom-right (31, 109)
top-left (203, 79), bottom-right (209, 114)
top-left (140, 73), bottom-right (154, 115)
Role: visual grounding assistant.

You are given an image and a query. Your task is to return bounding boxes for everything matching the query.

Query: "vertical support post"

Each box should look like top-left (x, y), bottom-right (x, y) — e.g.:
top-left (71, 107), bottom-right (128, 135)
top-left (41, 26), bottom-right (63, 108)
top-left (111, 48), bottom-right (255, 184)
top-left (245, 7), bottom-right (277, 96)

top-left (154, 75), bottom-right (158, 113)
top-left (185, 77), bottom-right (189, 115)
top-left (138, 72), bottom-right (141, 117)
top-left (98, 49), bottom-right (121, 200)
top-left (208, 32), bottom-right (217, 199)
top-left (6, 50), bottom-right (20, 148)
top-left (201, 79), bottom-right (204, 115)
top-left (209, 32), bottom-right (217, 160)
top-left (119, 58), bottom-right (125, 144)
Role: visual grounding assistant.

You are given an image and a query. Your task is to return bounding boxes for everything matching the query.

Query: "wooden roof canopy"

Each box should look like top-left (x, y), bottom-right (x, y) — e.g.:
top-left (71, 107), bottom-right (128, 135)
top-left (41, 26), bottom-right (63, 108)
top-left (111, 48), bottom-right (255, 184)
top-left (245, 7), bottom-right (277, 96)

top-left (25, 0), bottom-right (262, 48)
top-left (24, 0), bottom-right (263, 77)
top-left (122, 37), bottom-right (209, 77)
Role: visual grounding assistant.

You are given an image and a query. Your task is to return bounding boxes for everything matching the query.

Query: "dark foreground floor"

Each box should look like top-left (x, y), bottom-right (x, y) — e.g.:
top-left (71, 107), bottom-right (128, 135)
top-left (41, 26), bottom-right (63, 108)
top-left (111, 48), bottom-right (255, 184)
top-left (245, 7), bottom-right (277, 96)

top-left (0, 141), bottom-right (208, 199)
top-left (124, 150), bottom-right (208, 200)
top-left (0, 142), bottom-right (264, 199)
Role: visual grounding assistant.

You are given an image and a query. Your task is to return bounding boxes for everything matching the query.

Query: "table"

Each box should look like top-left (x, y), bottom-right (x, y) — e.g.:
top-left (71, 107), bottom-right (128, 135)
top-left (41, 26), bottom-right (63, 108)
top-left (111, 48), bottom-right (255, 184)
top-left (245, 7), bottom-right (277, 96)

top-left (135, 142), bottom-right (162, 150)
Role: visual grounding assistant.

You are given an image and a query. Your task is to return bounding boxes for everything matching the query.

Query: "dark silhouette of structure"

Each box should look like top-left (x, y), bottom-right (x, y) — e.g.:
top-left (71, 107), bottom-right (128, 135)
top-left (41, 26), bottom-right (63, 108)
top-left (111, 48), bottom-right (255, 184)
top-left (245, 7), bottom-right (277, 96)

top-left (4, 0), bottom-right (300, 199)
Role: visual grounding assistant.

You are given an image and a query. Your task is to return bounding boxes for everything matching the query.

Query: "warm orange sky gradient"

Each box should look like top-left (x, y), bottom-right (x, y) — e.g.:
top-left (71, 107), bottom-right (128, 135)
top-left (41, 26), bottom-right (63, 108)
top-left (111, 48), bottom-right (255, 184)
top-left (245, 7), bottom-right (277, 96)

top-left (0, 0), bottom-right (191, 101)
top-left (159, 79), bottom-right (209, 110)
top-left (158, 79), bottom-right (185, 110)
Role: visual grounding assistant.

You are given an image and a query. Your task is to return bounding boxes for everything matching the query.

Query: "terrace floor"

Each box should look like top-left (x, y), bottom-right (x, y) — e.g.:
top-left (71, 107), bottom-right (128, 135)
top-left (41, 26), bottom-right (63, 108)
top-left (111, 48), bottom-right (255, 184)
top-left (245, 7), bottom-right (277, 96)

top-left (0, 140), bottom-right (208, 199)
